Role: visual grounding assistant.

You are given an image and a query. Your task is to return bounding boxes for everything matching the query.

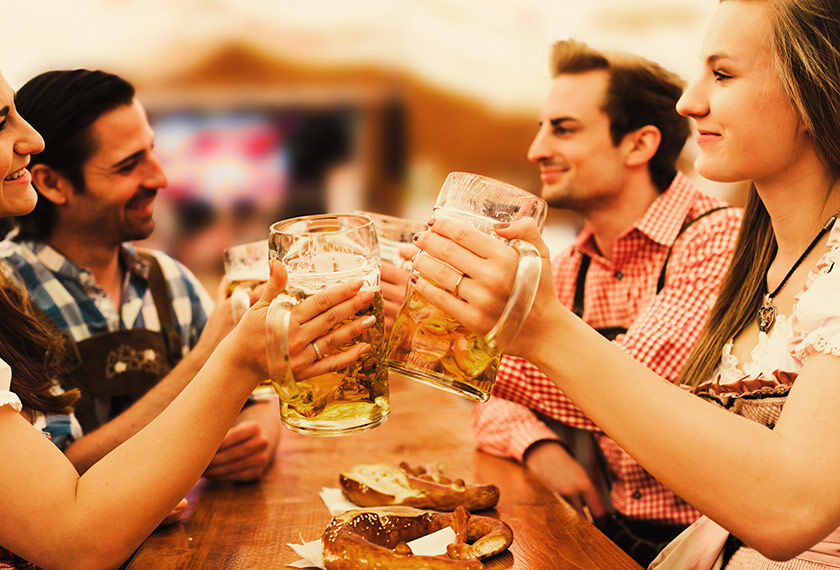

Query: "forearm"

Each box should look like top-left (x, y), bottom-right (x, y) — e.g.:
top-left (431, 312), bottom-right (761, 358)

top-left (68, 336), bottom-right (257, 564)
top-left (527, 308), bottom-right (834, 557)
top-left (64, 343), bottom-right (211, 473)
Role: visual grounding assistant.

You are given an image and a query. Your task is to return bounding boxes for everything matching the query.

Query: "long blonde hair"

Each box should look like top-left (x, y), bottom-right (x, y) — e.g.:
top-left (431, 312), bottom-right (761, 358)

top-left (679, 0), bottom-right (840, 386)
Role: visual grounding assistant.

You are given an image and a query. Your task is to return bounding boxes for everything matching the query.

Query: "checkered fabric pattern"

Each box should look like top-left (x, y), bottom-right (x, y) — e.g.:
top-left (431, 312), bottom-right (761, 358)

top-left (473, 173), bottom-right (742, 526)
top-left (0, 240), bottom-right (212, 350)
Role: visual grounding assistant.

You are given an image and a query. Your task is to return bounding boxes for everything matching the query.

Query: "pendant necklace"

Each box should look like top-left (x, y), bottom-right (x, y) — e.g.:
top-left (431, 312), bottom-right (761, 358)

top-left (757, 213), bottom-right (838, 333)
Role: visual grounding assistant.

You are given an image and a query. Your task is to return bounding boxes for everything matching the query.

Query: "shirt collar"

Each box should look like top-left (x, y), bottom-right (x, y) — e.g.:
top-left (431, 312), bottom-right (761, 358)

top-left (572, 172), bottom-right (698, 259)
top-left (21, 240), bottom-right (151, 281)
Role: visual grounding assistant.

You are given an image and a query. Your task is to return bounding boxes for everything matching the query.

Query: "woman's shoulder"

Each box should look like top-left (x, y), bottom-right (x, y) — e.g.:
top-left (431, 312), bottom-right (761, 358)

top-left (790, 223), bottom-right (840, 361)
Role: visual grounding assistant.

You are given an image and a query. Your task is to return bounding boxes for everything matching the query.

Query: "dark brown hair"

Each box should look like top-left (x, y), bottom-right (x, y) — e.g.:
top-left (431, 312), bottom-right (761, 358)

top-left (0, 269), bottom-right (79, 413)
top-left (679, 0), bottom-right (840, 386)
top-left (550, 39), bottom-right (690, 192)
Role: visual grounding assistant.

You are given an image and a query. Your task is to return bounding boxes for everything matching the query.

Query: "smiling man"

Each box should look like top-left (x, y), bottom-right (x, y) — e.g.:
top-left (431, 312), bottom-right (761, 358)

top-left (0, 69), bottom-right (280, 484)
top-left (470, 40), bottom-right (742, 565)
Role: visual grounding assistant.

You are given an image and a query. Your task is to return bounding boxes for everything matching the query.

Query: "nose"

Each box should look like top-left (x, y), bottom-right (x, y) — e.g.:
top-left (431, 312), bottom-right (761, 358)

top-left (676, 74), bottom-right (709, 119)
top-left (527, 124), bottom-right (551, 164)
top-left (13, 117), bottom-right (45, 157)
top-left (143, 150), bottom-right (168, 189)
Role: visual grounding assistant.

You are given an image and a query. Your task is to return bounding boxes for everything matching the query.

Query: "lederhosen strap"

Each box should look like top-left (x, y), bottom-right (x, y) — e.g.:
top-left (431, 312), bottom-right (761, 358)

top-left (137, 251), bottom-right (183, 367)
top-left (57, 252), bottom-right (185, 432)
top-left (572, 206), bottom-right (731, 341)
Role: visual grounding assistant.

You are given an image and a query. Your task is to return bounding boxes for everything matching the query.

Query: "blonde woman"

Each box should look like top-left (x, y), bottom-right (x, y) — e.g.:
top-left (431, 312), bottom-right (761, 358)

top-left (411, 0), bottom-right (840, 566)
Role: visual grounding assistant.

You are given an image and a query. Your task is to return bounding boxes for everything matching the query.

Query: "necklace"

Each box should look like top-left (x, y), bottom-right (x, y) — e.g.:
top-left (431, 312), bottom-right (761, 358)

top-left (757, 213), bottom-right (838, 333)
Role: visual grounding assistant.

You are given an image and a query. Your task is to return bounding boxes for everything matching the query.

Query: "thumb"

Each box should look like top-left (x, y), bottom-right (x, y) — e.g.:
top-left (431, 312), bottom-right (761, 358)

top-left (255, 259), bottom-right (287, 309)
top-left (495, 218), bottom-right (550, 259)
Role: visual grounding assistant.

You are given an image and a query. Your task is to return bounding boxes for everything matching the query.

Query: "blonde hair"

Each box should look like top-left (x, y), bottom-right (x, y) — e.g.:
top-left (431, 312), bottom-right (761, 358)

top-left (679, 0), bottom-right (840, 386)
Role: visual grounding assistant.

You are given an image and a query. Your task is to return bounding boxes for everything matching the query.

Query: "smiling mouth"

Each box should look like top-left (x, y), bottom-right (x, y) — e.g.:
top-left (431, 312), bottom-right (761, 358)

top-left (4, 167), bottom-right (27, 181)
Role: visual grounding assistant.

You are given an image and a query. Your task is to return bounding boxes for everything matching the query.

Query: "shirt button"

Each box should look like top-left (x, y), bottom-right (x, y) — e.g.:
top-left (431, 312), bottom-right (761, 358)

top-left (632, 490), bottom-right (642, 500)
top-left (614, 271), bottom-right (624, 280)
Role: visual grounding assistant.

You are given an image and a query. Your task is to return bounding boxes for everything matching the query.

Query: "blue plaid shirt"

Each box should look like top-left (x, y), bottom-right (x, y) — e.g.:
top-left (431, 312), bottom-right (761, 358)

top-left (0, 239), bottom-right (214, 446)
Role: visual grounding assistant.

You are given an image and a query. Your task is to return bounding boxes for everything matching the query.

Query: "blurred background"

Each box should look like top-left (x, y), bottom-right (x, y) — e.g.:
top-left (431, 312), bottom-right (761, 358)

top-left (1, 0), bottom-right (748, 288)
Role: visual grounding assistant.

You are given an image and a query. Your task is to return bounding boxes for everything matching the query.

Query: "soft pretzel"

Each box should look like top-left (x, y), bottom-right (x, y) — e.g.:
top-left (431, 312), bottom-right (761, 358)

top-left (339, 462), bottom-right (500, 511)
top-left (321, 506), bottom-right (513, 570)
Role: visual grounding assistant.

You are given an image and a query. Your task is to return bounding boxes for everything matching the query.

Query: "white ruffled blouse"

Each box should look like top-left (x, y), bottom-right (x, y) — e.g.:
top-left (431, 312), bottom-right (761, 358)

top-left (0, 356), bottom-right (21, 413)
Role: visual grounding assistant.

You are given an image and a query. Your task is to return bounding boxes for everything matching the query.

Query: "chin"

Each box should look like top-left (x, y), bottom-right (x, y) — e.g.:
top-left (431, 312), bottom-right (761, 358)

top-left (694, 158), bottom-right (745, 184)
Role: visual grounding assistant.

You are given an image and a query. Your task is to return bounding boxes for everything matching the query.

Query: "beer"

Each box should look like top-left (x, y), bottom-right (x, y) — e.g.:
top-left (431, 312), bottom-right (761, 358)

top-left (277, 287), bottom-right (388, 434)
top-left (386, 290), bottom-right (499, 402)
top-left (268, 214), bottom-right (389, 435)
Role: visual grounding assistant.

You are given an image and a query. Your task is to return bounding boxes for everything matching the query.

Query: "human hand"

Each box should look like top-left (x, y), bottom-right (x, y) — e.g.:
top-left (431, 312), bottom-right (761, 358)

top-left (524, 440), bottom-right (607, 520)
top-left (233, 260), bottom-right (378, 384)
top-left (159, 498), bottom-right (189, 526)
top-left (381, 245), bottom-right (417, 334)
top-left (193, 278), bottom-right (239, 358)
top-left (411, 217), bottom-right (557, 361)
top-left (203, 421), bottom-right (271, 482)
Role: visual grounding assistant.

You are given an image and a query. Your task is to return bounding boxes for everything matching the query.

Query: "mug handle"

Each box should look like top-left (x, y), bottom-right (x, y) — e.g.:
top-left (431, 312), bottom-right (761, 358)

top-left (266, 295), bottom-right (298, 400)
top-left (230, 284), bottom-right (253, 323)
top-left (484, 239), bottom-right (542, 353)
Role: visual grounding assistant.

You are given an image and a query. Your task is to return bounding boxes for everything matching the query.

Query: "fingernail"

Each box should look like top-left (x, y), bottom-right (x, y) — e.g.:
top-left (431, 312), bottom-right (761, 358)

top-left (426, 218), bottom-right (435, 227)
top-left (410, 274), bottom-right (418, 284)
top-left (359, 343), bottom-right (371, 355)
top-left (412, 233), bottom-right (419, 242)
top-left (361, 315), bottom-right (377, 327)
top-left (351, 279), bottom-right (364, 291)
top-left (360, 288), bottom-right (375, 302)
top-left (495, 222), bottom-right (510, 229)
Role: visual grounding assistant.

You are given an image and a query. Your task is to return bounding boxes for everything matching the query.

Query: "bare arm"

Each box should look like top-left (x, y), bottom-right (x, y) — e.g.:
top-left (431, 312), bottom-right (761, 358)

top-left (412, 217), bottom-right (840, 560)
top-left (64, 280), bottom-right (237, 474)
top-left (0, 263), bottom-right (375, 569)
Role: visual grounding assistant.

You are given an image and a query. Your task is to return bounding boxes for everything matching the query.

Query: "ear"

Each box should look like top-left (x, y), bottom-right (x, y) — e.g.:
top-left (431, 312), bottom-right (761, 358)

top-left (30, 164), bottom-right (73, 205)
top-left (622, 125), bottom-right (661, 168)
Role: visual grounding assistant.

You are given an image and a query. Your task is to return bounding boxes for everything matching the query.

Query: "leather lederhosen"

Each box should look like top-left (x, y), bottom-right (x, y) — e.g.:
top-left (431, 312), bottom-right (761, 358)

top-left (57, 252), bottom-right (184, 433)
top-left (572, 206), bottom-right (730, 341)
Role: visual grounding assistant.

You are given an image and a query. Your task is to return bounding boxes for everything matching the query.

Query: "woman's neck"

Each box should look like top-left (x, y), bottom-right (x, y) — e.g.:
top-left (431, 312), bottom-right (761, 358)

top-left (756, 164), bottom-right (840, 261)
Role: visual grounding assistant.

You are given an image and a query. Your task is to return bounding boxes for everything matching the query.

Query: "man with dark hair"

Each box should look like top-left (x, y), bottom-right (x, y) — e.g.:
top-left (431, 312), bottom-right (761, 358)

top-left (469, 40), bottom-right (742, 565)
top-left (1, 69), bottom-right (280, 483)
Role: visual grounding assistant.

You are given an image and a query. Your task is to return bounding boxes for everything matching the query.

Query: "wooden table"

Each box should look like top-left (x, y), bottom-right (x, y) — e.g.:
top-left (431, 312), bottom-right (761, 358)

top-left (125, 375), bottom-right (640, 569)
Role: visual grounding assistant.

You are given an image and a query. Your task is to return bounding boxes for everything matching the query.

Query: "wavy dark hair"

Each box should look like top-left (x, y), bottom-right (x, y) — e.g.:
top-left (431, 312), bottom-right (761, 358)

top-left (0, 267), bottom-right (79, 413)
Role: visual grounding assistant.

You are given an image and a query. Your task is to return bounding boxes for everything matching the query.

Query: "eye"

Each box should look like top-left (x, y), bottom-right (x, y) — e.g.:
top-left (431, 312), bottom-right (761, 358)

top-left (116, 157), bottom-right (141, 174)
top-left (0, 118), bottom-right (7, 133)
top-left (713, 69), bottom-right (732, 82)
top-left (552, 124), bottom-right (573, 136)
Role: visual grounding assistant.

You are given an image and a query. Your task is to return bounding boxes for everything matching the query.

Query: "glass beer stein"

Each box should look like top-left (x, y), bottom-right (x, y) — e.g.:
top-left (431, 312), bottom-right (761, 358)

top-left (354, 210), bottom-right (427, 271)
top-left (223, 239), bottom-right (270, 323)
top-left (385, 172), bottom-right (547, 402)
top-left (266, 214), bottom-right (389, 435)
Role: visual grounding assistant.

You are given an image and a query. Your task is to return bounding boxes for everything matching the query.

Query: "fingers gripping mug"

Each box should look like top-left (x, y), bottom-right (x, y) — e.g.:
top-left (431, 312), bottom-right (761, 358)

top-left (384, 172), bottom-right (547, 402)
top-left (265, 214), bottom-right (389, 435)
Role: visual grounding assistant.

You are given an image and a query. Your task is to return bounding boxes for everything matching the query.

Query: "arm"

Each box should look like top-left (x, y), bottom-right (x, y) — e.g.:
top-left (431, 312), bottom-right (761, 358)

top-left (64, 278), bottom-right (237, 473)
top-left (490, 207), bottom-right (742, 433)
top-left (473, 396), bottom-right (607, 518)
top-left (413, 217), bottom-right (840, 560)
top-left (0, 263), bottom-right (375, 569)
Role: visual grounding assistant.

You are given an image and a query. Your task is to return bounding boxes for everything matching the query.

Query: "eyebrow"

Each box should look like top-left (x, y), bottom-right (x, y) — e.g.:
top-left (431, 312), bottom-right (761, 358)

top-left (705, 53), bottom-right (733, 66)
top-left (547, 117), bottom-right (577, 127)
top-left (111, 149), bottom-right (144, 170)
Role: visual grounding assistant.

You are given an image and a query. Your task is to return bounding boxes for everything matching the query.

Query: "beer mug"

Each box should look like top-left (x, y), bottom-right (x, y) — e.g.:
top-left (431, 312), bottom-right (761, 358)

top-left (266, 214), bottom-right (389, 435)
top-left (385, 172), bottom-right (547, 402)
top-left (354, 210), bottom-right (426, 270)
top-left (223, 239), bottom-right (269, 323)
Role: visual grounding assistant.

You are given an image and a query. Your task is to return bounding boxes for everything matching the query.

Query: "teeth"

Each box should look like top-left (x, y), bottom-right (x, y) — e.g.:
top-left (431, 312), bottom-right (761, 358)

top-left (4, 168), bottom-right (25, 181)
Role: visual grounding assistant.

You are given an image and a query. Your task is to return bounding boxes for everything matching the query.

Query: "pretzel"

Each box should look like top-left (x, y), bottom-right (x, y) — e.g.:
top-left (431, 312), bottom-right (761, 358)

top-left (339, 462), bottom-right (500, 511)
top-left (321, 506), bottom-right (513, 569)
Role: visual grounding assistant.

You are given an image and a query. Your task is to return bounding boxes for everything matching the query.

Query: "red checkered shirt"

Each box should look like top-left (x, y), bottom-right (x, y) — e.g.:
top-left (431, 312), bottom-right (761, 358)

top-left (473, 173), bottom-right (742, 526)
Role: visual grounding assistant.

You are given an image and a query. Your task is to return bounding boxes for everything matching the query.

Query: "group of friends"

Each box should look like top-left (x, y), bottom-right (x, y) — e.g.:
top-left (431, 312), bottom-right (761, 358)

top-left (2, 0), bottom-right (840, 568)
